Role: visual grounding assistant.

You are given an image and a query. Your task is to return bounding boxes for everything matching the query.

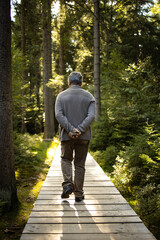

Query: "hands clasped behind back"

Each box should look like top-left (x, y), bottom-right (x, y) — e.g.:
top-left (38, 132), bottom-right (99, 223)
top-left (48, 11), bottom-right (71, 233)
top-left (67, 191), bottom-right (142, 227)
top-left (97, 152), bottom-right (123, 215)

top-left (68, 129), bottom-right (82, 139)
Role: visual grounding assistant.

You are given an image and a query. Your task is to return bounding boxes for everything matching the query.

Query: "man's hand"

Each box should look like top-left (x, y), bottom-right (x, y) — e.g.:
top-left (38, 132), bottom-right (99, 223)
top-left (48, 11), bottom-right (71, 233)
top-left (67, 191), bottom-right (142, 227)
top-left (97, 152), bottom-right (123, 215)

top-left (68, 129), bottom-right (81, 139)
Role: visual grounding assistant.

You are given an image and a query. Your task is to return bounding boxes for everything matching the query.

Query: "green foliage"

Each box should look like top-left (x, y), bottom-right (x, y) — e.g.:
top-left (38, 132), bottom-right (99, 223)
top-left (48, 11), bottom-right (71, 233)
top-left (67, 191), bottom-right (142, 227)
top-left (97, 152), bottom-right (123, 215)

top-left (136, 184), bottom-right (160, 235)
top-left (113, 122), bottom-right (160, 188)
top-left (90, 113), bottom-right (119, 173)
top-left (13, 132), bottom-right (59, 187)
top-left (12, 46), bottom-right (25, 130)
top-left (14, 133), bottom-right (50, 176)
top-left (102, 145), bottom-right (118, 172)
top-left (110, 56), bottom-right (158, 127)
top-left (52, 0), bottom-right (94, 84)
top-left (0, 200), bottom-right (8, 218)
top-left (12, 0), bottom-right (43, 134)
top-left (0, 134), bottom-right (59, 240)
top-left (91, 145), bottom-right (118, 173)
top-left (92, 53), bottom-right (160, 154)
top-left (91, 51), bottom-right (160, 238)
top-left (111, 123), bottom-right (160, 238)
top-left (90, 115), bottom-right (112, 151)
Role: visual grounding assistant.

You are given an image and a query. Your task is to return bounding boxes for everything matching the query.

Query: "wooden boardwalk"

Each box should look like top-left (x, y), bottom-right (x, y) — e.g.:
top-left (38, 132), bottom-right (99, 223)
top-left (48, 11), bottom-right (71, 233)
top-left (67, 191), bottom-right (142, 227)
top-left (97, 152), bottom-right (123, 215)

top-left (21, 145), bottom-right (157, 240)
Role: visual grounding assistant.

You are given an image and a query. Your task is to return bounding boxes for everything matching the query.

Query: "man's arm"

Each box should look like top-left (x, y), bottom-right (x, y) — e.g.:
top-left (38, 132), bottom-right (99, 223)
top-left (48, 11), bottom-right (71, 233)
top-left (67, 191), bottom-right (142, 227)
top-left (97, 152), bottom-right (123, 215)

top-left (77, 100), bottom-right (95, 133)
top-left (55, 95), bottom-right (75, 133)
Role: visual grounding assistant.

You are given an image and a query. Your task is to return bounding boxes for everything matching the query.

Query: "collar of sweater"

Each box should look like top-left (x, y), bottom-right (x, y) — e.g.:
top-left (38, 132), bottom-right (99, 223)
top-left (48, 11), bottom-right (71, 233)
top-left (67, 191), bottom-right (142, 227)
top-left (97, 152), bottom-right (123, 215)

top-left (70, 85), bottom-right (81, 88)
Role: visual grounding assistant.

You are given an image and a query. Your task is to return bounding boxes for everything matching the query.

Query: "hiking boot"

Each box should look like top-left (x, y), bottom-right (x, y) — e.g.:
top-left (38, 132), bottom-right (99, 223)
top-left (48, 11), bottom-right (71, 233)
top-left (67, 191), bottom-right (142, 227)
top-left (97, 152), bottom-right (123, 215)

top-left (75, 196), bottom-right (85, 202)
top-left (61, 185), bottom-right (73, 199)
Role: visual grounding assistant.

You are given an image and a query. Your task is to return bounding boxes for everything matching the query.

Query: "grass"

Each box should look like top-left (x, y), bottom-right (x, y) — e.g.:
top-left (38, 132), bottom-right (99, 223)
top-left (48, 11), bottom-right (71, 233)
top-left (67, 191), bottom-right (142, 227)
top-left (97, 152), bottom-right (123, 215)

top-left (0, 133), bottom-right (59, 240)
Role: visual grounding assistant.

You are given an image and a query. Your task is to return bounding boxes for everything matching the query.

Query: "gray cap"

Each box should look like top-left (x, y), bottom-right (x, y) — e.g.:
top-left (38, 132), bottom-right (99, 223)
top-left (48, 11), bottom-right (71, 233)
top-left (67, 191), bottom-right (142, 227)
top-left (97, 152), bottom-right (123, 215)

top-left (68, 71), bottom-right (83, 85)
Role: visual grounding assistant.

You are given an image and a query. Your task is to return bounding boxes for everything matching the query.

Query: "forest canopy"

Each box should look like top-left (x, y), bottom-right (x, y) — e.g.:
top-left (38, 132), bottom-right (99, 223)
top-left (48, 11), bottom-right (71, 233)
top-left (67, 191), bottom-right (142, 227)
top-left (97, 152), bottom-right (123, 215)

top-left (11, 0), bottom-right (160, 134)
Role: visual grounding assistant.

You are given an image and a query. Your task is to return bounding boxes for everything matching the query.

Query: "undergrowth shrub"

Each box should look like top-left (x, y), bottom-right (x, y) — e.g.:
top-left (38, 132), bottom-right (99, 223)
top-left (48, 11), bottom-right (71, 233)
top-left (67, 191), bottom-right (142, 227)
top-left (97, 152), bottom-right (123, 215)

top-left (112, 122), bottom-right (160, 239)
top-left (91, 146), bottom-right (118, 173)
top-left (136, 184), bottom-right (160, 236)
top-left (90, 116), bottom-right (113, 151)
top-left (0, 133), bottom-right (59, 240)
top-left (113, 122), bottom-right (160, 190)
top-left (13, 132), bottom-right (50, 174)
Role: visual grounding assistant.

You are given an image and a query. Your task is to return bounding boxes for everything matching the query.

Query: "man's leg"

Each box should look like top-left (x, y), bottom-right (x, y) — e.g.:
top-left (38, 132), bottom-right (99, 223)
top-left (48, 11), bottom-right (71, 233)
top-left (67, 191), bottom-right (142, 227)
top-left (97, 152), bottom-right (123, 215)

top-left (74, 140), bottom-right (89, 198)
top-left (61, 141), bottom-right (74, 196)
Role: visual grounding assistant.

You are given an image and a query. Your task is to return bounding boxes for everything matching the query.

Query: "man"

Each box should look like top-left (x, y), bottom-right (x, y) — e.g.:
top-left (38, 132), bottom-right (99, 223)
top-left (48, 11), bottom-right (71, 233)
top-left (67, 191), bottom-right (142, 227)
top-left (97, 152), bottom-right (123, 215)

top-left (55, 71), bottom-right (95, 202)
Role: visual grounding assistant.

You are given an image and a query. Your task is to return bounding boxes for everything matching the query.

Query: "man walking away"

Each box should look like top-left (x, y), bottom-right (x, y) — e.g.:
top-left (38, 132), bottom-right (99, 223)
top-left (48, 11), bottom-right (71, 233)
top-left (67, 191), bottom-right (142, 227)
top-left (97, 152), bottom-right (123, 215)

top-left (55, 71), bottom-right (95, 202)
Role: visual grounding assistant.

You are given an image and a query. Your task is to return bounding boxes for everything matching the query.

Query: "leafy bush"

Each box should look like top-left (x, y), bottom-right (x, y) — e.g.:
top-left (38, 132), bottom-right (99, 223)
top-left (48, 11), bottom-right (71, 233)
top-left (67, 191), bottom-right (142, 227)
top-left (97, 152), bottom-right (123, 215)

top-left (112, 123), bottom-right (160, 239)
top-left (113, 122), bottom-right (160, 188)
top-left (136, 184), bottom-right (160, 237)
top-left (90, 54), bottom-right (160, 239)
top-left (91, 146), bottom-right (118, 173)
top-left (90, 115), bottom-right (113, 151)
top-left (13, 132), bottom-right (55, 180)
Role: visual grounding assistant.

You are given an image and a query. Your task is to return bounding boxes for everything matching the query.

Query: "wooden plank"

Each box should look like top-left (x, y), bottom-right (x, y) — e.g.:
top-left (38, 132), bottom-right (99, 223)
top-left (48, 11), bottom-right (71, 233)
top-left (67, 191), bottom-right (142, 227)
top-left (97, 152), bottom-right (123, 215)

top-left (30, 209), bottom-right (137, 217)
top-left (49, 166), bottom-right (104, 170)
top-left (38, 191), bottom-right (121, 195)
top-left (37, 194), bottom-right (126, 201)
top-left (33, 204), bottom-right (131, 211)
top-left (22, 223), bottom-right (152, 234)
top-left (20, 233), bottom-right (157, 240)
top-left (44, 172), bottom-right (109, 176)
top-left (46, 175), bottom-right (110, 180)
top-left (35, 198), bottom-right (128, 205)
top-left (40, 183), bottom-right (119, 189)
top-left (44, 180), bottom-right (111, 183)
top-left (44, 179), bottom-right (111, 182)
top-left (43, 181), bottom-right (114, 187)
top-left (48, 169), bottom-right (105, 173)
top-left (41, 186), bottom-right (120, 193)
top-left (37, 194), bottom-right (123, 199)
top-left (28, 216), bottom-right (142, 224)
top-left (39, 190), bottom-right (120, 195)
top-left (46, 175), bottom-right (109, 179)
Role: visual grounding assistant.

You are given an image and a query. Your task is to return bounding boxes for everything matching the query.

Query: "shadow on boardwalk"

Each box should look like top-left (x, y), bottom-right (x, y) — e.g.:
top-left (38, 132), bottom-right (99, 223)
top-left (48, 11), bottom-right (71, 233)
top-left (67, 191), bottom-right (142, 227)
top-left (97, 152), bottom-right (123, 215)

top-left (61, 200), bottom-right (103, 240)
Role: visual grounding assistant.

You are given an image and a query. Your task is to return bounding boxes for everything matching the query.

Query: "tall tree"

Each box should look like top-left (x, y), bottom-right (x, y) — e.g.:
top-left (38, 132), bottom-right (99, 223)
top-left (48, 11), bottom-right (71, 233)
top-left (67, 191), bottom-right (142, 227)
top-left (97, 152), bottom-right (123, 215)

top-left (12, 0), bottom-right (43, 134)
top-left (42, 0), bottom-right (55, 138)
top-left (0, 0), bottom-right (18, 207)
top-left (94, 0), bottom-right (101, 120)
top-left (59, 0), bottom-right (65, 77)
top-left (20, 0), bottom-right (27, 133)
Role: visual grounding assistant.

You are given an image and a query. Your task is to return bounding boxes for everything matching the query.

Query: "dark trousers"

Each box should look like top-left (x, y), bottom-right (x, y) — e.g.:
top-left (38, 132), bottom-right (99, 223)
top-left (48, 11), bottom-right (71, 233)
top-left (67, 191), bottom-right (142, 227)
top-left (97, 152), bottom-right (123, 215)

top-left (61, 139), bottom-right (89, 197)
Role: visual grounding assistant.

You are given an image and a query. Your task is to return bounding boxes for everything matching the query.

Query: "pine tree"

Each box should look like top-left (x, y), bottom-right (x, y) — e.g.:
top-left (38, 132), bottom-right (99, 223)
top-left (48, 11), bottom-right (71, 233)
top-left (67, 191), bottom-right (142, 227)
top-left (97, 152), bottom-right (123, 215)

top-left (59, 0), bottom-right (65, 77)
top-left (0, 0), bottom-right (18, 208)
top-left (42, 0), bottom-right (55, 139)
top-left (94, 0), bottom-right (101, 120)
top-left (20, 0), bottom-right (27, 133)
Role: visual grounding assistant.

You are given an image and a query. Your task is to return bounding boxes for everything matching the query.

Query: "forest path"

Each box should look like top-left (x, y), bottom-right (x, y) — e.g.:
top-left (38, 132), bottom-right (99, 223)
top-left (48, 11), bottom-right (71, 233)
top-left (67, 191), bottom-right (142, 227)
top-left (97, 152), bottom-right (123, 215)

top-left (20, 145), bottom-right (157, 240)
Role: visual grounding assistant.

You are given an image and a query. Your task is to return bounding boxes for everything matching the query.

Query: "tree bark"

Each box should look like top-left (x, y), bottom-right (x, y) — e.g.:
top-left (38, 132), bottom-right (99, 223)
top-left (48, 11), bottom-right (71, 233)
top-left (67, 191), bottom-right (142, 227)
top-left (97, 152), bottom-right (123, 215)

top-left (94, 0), bottom-right (101, 120)
top-left (59, 0), bottom-right (65, 77)
top-left (0, 0), bottom-right (18, 207)
top-left (42, 0), bottom-right (55, 139)
top-left (21, 0), bottom-right (27, 133)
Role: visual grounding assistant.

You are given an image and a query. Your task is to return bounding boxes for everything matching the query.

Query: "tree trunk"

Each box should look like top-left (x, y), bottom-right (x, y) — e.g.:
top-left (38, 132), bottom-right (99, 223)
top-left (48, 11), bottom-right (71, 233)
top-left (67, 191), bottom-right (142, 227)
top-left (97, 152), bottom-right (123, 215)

top-left (59, 0), bottom-right (65, 77)
top-left (42, 0), bottom-right (55, 139)
top-left (36, 69), bottom-right (41, 111)
top-left (94, 0), bottom-right (101, 120)
top-left (21, 0), bottom-right (27, 133)
top-left (0, 0), bottom-right (18, 207)
top-left (135, 0), bottom-right (140, 63)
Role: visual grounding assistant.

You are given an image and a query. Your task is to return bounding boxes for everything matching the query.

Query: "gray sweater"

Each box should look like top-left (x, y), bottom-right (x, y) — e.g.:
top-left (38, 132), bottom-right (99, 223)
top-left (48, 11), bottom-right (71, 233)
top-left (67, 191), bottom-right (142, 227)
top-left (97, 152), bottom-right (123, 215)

top-left (55, 85), bottom-right (95, 141)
